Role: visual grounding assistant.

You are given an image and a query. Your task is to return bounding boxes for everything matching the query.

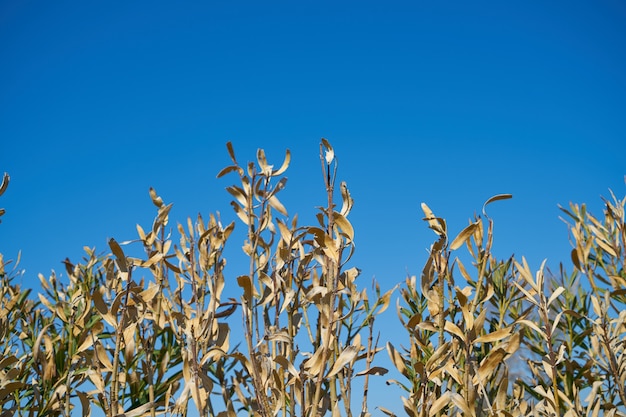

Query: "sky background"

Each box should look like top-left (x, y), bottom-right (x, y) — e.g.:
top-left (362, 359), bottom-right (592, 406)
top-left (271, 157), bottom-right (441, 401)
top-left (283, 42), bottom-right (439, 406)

top-left (1, 0), bottom-right (625, 415)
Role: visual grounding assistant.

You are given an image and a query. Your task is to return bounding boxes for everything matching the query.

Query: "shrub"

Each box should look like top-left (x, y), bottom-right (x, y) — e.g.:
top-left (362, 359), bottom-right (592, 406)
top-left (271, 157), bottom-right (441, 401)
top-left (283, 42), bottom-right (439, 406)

top-left (0, 142), bottom-right (624, 417)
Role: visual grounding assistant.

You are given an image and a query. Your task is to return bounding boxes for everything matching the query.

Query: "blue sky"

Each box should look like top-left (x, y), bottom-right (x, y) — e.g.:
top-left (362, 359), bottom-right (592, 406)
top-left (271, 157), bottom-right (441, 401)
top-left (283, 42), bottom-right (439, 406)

top-left (1, 0), bottom-right (625, 414)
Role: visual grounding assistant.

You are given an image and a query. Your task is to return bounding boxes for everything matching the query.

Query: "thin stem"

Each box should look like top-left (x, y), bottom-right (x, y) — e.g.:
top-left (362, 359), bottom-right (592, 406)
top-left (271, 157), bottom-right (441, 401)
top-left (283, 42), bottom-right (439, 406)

top-left (110, 270), bottom-right (133, 417)
top-left (310, 145), bottom-right (339, 416)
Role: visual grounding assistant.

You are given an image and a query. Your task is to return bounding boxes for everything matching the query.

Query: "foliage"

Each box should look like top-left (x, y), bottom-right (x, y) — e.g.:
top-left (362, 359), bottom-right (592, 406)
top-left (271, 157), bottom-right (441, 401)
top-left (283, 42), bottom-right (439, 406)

top-left (0, 144), bottom-right (624, 417)
top-left (384, 187), bottom-right (626, 417)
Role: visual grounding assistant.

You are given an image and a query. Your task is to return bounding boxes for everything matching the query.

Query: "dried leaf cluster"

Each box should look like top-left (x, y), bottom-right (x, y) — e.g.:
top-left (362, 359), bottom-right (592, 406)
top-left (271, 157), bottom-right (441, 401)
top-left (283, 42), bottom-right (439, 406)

top-left (0, 143), bottom-right (625, 417)
top-left (385, 189), bottom-right (626, 416)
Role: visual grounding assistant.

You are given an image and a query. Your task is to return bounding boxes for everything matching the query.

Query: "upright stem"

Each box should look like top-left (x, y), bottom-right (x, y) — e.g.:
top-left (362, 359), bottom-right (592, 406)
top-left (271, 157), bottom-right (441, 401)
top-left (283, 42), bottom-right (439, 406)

top-left (360, 323), bottom-right (377, 415)
top-left (311, 145), bottom-right (339, 417)
top-left (110, 270), bottom-right (132, 417)
top-left (243, 172), bottom-right (271, 417)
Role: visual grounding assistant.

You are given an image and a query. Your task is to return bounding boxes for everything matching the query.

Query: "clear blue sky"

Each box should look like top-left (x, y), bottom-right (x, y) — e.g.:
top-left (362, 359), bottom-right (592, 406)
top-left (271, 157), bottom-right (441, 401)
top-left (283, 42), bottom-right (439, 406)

top-left (1, 0), bottom-right (625, 414)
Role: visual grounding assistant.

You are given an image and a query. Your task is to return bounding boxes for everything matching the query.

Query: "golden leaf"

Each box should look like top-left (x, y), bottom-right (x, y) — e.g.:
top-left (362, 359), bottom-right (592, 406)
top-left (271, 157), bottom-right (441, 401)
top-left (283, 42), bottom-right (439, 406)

top-left (217, 165), bottom-right (242, 178)
top-left (355, 366), bottom-right (388, 377)
top-left (269, 195), bottom-right (288, 216)
top-left (517, 319), bottom-right (543, 335)
top-left (272, 149), bottom-right (291, 176)
top-left (444, 321), bottom-right (466, 344)
top-left (327, 345), bottom-right (358, 378)
top-left (421, 202), bottom-right (446, 236)
top-left (136, 252), bottom-right (164, 268)
top-left (475, 327), bottom-right (512, 344)
top-left (547, 286), bottom-right (565, 307)
top-left (334, 212), bottom-right (354, 241)
top-left (339, 181), bottom-right (354, 216)
top-left (425, 342), bottom-right (451, 371)
top-left (0, 172), bottom-right (9, 197)
top-left (76, 322), bottom-right (103, 354)
top-left (125, 402), bottom-right (157, 417)
top-left (139, 283), bottom-right (161, 304)
top-left (108, 237), bottom-right (128, 273)
top-left (482, 193), bottom-right (513, 216)
top-left (256, 148), bottom-right (274, 176)
top-left (595, 236), bottom-right (617, 257)
top-left (303, 347), bottom-right (326, 377)
top-left (136, 224), bottom-right (146, 241)
top-left (226, 141), bottom-right (237, 163)
top-left (377, 287), bottom-right (394, 315)
top-left (88, 370), bottom-right (106, 393)
top-left (230, 201), bottom-right (250, 225)
top-left (149, 187), bottom-right (164, 208)
top-left (76, 391), bottom-right (90, 417)
top-left (95, 343), bottom-right (114, 371)
top-left (450, 222), bottom-right (479, 251)
top-left (92, 287), bottom-right (108, 315)
top-left (386, 343), bottom-right (407, 377)
top-left (321, 138), bottom-right (334, 164)
top-left (450, 392), bottom-right (473, 415)
top-left (237, 275), bottom-right (254, 301)
top-left (274, 355), bottom-right (300, 379)
top-left (429, 391), bottom-right (451, 416)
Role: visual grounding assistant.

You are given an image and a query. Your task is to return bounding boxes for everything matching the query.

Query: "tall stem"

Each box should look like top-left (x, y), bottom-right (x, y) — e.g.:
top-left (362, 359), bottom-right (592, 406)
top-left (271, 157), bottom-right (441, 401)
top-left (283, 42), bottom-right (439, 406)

top-left (110, 270), bottom-right (132, 417)
top-left (311, 144), bottom-right (339, 417)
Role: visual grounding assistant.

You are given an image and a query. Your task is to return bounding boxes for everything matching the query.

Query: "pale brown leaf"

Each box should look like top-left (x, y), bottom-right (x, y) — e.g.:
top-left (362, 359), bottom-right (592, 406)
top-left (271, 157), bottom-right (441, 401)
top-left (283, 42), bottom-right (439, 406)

top-left (475, 348), bottom-right (507, 384)
top-left (429, 391), bottom-right (451, 416)
top-left (149, 187), bottom-right (164, 208)
top-left (450, 222), bottom-right (479, 250)
top-left (482, 193), bottom-right (513, 216)
top-left (334, 212), bottom-right (354, 241)
top-left (444, 321), bottom-right (466, 344)
top-left (327, 345), bottom-right (358, 378)
top-left (269, 195), bottom-right (288, 216)
top-left (421, 202), bottom-right (445, 236)
top-left (272, 149), bottom-right (291, 176)
top-left (387, 343), bottom-right (407, 377)
top-left (76, 391), bottom-right (91, 417)
top-left (321, 138), bottom-right (334, 164)
top-left (226, 141), bottom-right (237, 163)
top-left (108, 237), bottom-right (128, 273)
top-left (0, 172), bottom-right (9, 197)
top-left (475, 327), bottom-right (512, 344)
top-left (355, 366), bottom-right (389, 377)
top-left (237, 275), bottom-right (254, 301)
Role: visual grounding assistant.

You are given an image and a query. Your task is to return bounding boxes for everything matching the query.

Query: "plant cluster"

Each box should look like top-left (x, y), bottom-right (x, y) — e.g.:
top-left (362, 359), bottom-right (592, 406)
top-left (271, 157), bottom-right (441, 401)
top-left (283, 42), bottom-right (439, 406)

top-left (0, 142), bottom-right (624, 417)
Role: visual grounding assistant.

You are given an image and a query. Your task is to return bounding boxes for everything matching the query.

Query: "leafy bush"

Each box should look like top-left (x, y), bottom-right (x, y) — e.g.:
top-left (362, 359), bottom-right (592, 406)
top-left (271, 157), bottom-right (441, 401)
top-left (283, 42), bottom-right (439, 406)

top-left (0, 142), bottom-right (624, 417)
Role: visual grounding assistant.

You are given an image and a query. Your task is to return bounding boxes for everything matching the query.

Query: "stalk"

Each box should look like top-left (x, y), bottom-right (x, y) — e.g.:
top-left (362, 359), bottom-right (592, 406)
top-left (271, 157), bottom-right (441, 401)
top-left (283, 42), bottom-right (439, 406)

top-left (110, 270), bottom-right (132, 417)
top-left (311, 143), bottom-right (339, 417)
